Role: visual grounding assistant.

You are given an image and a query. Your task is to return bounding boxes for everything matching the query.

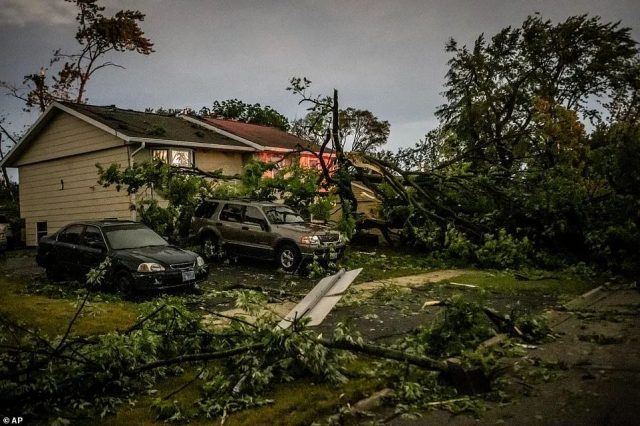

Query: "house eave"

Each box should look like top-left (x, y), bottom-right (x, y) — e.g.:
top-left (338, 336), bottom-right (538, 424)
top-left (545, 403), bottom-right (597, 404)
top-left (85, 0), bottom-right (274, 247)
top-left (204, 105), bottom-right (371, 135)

top-left (127, 137), bottom-right (256, 152)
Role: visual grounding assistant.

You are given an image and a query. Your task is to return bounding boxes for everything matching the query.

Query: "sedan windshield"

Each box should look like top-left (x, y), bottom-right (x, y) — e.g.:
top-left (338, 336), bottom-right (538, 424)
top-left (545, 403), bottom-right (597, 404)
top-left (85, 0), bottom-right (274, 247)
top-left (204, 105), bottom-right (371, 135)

top-left (263, 206), bottom-right (305, 224)
top-left (104, 226), bottom-right (168, 250)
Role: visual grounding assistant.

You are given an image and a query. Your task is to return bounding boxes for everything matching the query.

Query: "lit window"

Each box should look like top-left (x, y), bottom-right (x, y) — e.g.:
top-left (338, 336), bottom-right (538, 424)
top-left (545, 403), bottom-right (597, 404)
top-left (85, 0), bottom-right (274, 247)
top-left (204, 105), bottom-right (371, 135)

top-left (152, 148), bottom-right (194, 168)
top-left (171, 149), bottom-right (193, 167)
top-left (152, 149), bottom-right (168, 162)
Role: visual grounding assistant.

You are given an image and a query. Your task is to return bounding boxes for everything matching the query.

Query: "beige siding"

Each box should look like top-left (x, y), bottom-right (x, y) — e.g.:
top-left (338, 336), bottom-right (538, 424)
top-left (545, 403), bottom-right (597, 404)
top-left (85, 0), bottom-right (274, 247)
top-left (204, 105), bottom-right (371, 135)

top-left (195, 150), bottom-right (245, 175)
top-left (20, 147), bottom-right (132, 246)
top-left (14, 112), bottom-right (124, 166)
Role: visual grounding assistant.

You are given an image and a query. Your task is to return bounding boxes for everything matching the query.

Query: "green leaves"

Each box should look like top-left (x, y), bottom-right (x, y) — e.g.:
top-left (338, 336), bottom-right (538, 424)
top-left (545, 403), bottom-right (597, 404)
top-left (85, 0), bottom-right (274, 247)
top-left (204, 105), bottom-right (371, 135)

top-left (204, 99), bottom-right (290, 131)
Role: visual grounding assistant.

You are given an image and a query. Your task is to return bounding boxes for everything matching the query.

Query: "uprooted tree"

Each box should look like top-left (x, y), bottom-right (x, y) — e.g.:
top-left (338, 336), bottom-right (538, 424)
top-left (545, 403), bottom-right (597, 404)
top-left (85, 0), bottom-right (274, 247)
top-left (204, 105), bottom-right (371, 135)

top-left (332, 15), bottom-right (640, 273)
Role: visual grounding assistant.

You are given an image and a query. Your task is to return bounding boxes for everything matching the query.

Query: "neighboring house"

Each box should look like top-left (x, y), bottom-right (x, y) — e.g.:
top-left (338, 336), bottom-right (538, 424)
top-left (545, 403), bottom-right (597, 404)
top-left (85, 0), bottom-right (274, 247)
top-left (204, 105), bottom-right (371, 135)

top-left (0, 103), bottom-right (334, 246)
top-left (186, 116), bottom-right (334, 177)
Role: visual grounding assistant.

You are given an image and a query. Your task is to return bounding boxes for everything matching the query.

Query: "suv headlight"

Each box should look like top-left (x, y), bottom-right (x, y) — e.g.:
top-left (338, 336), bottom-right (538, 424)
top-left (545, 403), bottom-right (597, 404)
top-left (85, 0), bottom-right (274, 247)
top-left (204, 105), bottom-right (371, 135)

top-left (196, 256), bottom-right (206, 267)
top-left (300, 235), bottom-right (320, 245)
top-left (137, 262), bottom-right (165, 272)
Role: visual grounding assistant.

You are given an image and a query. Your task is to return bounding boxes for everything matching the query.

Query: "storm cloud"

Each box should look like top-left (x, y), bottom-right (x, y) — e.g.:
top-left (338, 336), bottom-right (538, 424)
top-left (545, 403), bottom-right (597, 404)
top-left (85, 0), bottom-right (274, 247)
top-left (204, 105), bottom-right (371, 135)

top-left (1, 0), bottom-right (638, 151)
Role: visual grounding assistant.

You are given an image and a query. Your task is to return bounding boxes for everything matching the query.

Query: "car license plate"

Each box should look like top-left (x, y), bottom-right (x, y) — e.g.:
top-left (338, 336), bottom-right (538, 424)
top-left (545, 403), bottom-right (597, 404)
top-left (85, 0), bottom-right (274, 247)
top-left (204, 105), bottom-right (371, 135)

top-left (182, 270), bottom-right (196, 282)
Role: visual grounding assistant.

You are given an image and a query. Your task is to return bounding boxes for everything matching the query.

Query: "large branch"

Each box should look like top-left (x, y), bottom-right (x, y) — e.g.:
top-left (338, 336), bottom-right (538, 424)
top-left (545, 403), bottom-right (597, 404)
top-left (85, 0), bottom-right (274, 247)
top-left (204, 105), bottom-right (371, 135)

top-left (319, 338), bottom-right (450, 373)
top-left (133, 343), bottom-right (266, 374)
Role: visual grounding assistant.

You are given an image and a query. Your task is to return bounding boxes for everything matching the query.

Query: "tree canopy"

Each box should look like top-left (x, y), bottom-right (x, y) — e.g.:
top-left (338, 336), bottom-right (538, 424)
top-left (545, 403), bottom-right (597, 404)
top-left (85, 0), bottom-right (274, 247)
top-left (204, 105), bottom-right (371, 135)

top-left (371, 14), bottom-right (640, 273)
top-left (1, 0), bottom-right (154, 112)
top-left (435, 14), bottom-right (638, 173)
top-left (200, 99), bottom-right (290, 131)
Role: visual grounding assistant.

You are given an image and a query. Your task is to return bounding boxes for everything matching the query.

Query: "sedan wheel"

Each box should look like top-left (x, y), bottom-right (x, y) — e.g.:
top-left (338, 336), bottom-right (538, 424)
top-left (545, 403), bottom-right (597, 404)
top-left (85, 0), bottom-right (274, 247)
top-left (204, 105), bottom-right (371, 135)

top-left (116, 271), bottom-right (134, 295)
top-left (278, 244), bottom-right (301, 272)
top-left (46, 266), bottom-right (63, 282)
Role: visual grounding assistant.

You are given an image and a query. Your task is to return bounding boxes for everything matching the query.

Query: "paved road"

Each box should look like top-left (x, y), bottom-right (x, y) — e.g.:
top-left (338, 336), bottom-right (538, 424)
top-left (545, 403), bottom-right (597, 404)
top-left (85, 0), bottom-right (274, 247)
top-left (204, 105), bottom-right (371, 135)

top-left (391, 285), bottom-right (640, 426)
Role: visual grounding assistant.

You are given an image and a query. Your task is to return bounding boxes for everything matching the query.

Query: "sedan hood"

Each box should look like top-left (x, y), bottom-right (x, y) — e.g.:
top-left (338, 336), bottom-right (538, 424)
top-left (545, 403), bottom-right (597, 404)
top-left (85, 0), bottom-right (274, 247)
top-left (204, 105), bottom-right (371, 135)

top-left (116, 245), bottom-right (196, 267)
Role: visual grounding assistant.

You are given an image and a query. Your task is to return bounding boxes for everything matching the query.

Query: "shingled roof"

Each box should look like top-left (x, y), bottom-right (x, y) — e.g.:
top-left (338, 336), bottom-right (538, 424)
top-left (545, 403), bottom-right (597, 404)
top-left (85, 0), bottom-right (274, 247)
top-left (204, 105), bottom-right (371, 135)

top-left (200, 117), bottom-right (325, 151)
top-left (63, 103), bottom-right (248, 148)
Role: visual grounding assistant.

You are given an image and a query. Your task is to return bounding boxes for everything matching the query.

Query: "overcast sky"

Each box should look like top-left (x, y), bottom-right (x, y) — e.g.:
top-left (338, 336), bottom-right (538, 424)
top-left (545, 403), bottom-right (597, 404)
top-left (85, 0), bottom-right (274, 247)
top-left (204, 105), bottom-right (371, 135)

top-left (1, 0), bottom-right (638, 152)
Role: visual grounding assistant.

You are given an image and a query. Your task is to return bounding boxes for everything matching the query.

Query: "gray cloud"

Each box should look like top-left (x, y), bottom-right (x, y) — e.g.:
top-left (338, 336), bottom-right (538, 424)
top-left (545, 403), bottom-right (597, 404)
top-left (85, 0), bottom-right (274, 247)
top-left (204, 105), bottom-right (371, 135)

top-left (1, 0), bottom-right (638, 152)
top-left (0, 0), bottom-right (76, 26)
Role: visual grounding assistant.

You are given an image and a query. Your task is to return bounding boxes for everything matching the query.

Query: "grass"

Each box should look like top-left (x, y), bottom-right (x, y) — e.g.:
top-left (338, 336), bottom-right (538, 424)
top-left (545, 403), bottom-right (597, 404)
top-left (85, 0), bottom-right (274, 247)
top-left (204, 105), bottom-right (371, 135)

top-left (342, 246), bottom-right (447, 283)
top-left (441, 270), bottom-right (599, 296)
top-left (103, 368), bottom-right (379, 426)
top-left (102, 368), bottom-right (205, 426)
top-left (0, 276), bottom-right (138, 337)
top-left (225, 378), bottom-right (375, 426)
top-left (0, 250), bottom-right (601, 425)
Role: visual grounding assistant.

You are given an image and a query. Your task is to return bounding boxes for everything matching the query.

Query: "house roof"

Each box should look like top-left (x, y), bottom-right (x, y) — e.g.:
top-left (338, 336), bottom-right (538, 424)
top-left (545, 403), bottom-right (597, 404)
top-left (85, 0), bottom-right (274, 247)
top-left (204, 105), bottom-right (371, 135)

top-left (62, 103), bottom-right (249, 148)
top-left (1, 102), bottom-right (256, 168)
top-left (198, 117), bottom-right (327, 152)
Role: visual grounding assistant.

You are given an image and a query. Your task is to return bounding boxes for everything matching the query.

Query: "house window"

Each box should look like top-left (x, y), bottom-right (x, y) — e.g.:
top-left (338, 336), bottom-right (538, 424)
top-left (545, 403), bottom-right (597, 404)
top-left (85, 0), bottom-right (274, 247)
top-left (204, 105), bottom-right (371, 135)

top-left (152, 148), bottom-right (194, 168)
top-left (152, 149), bottom-right (168, 162)
top-left (36, 221), bottom-right (47, 242)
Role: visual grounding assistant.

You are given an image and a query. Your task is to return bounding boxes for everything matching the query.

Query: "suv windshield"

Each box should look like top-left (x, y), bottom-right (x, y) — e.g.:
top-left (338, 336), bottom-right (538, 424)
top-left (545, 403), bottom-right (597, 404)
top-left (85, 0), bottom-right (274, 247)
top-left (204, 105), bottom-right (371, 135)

top-left (263, 206), bottom-right (305, 224)
top-left (104, 225), bottom-right (168, 250)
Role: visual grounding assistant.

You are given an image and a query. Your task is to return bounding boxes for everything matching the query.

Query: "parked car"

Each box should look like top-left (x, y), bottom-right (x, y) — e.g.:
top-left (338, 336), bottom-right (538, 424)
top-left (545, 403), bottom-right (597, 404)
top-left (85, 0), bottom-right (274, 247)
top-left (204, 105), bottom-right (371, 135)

top-left (190, 199), bottom-right (346, 271)
top-left (0, 209), bottom-right (21, 249)
top-left (37, 220), bottom-right (208, 293)
top-left (0, 222), bottom-right (7, 253)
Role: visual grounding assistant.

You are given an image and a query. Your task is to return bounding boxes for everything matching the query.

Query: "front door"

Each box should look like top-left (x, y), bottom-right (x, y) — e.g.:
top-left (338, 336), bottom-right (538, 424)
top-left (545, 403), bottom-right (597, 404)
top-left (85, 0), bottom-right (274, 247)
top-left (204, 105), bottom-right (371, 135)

top-left (217, 203), bottom-right (246, 253)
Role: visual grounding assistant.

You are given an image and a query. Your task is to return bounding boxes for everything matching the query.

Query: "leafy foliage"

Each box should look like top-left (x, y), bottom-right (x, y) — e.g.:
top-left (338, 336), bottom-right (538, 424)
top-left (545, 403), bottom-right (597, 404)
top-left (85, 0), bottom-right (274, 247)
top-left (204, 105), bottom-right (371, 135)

top-left (200, 98), bottom-right (290, 131)
top-left (368, 15), bottom-right (640, 275)
top-left (400, 296), bottom-right (496, 358)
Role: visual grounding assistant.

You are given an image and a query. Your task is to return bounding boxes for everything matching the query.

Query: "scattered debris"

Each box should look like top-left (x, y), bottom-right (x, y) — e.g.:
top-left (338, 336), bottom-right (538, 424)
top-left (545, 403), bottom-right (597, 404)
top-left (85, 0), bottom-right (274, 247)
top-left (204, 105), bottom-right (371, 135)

top-left (278, 268), bottom-right (363, 329)
top-left (514, 273), bottom-right (559, 281)
top-left (349, 388), bottom-right (393, 414)
top-left (448, 282), bottom-right (479, 288)
top-left (577, 333), bottom-right (625, 345)
top-left (421, 300), bottom-right (441, 309)
top-left (515, 343), bottom-right (538, 349)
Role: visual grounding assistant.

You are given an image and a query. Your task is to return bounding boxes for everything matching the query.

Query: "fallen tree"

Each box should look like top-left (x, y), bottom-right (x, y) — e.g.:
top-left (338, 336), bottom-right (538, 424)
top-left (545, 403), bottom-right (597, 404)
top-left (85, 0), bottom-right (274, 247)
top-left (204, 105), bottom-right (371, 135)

top-left (1, 260), bottom-right (550, 424)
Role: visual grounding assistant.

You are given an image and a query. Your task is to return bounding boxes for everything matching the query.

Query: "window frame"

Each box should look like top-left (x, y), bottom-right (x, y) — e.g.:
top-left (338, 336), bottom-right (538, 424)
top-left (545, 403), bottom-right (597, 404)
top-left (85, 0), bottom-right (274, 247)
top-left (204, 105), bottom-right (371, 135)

top-left (81, 225), bottom-right (107, 249)
top-left (57, 224), bottom-right (85, 245)
top-left (151, 147), bottom-right (195, 168)
top-left (36, 221), bottom-right (48, 242)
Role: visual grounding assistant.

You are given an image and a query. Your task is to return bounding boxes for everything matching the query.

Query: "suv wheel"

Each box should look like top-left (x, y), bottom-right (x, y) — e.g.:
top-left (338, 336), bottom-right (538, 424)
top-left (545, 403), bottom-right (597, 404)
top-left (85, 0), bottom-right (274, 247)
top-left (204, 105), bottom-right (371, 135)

top-left (201, 234), bottom-right (222, 261)
top-left (277, 243), bottom-right (301, 272)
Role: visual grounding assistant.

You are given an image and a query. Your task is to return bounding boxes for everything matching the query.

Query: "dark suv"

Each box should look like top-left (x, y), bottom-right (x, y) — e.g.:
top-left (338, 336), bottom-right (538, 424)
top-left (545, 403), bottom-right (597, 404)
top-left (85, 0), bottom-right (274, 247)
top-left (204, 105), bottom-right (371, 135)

top-left (190, 200), bottom-right (346, 271)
